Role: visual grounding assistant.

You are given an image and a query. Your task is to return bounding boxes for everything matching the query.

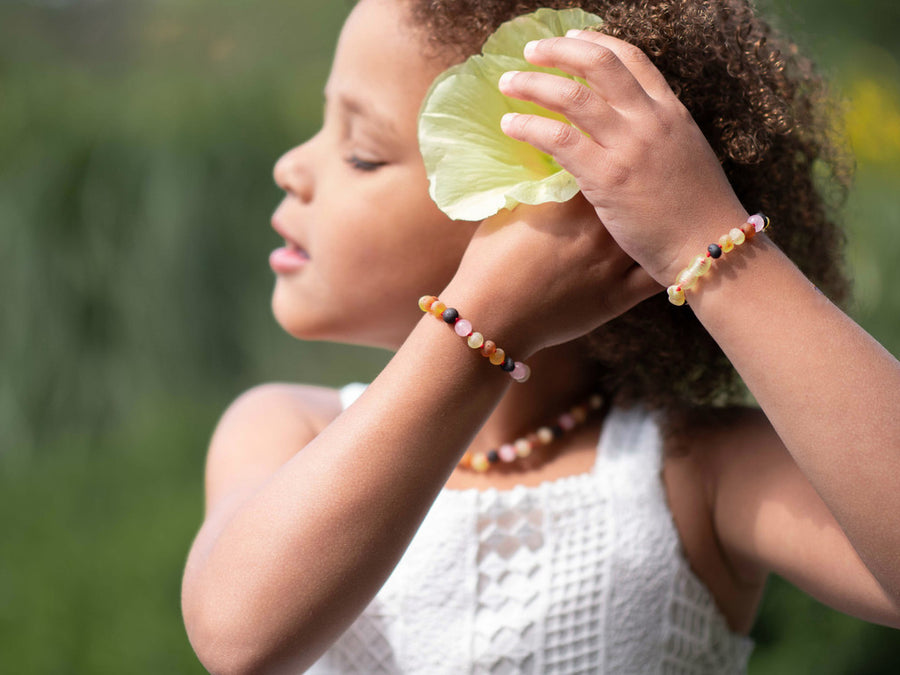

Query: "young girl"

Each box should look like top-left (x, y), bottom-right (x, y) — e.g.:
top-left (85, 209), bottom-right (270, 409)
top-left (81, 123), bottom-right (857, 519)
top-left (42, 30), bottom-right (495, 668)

top-left (181, 0), bottom-right (900, 672)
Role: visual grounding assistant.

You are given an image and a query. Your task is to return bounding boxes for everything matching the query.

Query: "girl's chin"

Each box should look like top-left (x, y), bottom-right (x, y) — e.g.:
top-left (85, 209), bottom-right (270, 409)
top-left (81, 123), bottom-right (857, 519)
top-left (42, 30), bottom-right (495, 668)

top-left (269, 293), bottom-right (390, 348)
top-left (269, 284), bottom-right (420, 350)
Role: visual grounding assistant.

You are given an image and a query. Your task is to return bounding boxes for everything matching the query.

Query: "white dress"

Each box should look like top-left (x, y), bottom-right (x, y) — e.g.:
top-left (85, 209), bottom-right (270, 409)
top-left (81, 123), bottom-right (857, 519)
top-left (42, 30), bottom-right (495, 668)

top-left (305, 383), bottom-right (753, 674)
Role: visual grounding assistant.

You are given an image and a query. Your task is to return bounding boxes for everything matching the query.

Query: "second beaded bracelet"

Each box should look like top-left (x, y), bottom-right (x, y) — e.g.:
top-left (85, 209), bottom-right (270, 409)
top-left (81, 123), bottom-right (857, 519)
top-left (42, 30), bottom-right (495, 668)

top-left (418, 295), bottom-right (531, 383)
top-left (666, 213), bottom-right (770, 306)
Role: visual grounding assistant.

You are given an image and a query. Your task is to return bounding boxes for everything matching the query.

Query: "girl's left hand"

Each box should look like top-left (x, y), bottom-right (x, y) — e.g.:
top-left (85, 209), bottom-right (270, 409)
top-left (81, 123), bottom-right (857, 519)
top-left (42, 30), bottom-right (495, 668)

top-left (498, 31), bottom-right (749, 285)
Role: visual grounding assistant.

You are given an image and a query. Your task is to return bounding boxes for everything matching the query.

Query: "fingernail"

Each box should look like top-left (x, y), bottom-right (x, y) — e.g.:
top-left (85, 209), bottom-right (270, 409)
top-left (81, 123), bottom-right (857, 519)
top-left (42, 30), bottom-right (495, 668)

top-left (500, 113), bottom-right (519, 131)
top-left (566, 29), bottom-right (583, 37)
top-left (498, 71), bottom-right (518, 89)
top-left (523, 40), bottom-right (540, 58)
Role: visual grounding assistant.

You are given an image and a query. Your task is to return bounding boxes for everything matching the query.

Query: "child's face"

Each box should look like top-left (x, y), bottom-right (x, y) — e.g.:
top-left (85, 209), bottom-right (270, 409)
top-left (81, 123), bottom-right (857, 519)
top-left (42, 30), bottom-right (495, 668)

top-left (270, 0), bottom-right (478, 349)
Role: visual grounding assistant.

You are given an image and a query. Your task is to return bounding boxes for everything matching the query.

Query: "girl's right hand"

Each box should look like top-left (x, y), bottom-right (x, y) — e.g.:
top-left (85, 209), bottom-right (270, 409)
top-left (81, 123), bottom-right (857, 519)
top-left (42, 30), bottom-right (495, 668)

top-left (442, 194), bottom-right (660, 357)
top-left (497, 32), bottom-right (751, 288)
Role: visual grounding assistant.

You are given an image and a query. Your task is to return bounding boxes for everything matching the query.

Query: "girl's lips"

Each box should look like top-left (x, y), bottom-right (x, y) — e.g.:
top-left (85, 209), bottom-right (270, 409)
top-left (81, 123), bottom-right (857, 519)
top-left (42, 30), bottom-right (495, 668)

top-left (269, 246), bottom-right (310, 274)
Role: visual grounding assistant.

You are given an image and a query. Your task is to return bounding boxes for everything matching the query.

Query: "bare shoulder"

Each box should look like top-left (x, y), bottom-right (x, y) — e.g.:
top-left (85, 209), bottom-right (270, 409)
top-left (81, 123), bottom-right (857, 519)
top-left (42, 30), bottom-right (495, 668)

top-left (204, 383), bottom-right (344, 511)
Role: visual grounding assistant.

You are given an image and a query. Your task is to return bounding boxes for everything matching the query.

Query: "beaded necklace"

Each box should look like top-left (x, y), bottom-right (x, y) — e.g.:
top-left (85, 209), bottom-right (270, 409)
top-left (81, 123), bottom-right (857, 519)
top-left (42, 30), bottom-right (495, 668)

top-left (459, 393), bottom-right (605, 472)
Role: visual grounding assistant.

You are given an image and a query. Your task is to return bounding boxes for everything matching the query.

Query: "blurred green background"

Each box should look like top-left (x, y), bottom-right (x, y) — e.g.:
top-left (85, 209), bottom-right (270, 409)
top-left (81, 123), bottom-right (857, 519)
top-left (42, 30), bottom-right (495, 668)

top-left (1, 0), bottom-right (897, 672)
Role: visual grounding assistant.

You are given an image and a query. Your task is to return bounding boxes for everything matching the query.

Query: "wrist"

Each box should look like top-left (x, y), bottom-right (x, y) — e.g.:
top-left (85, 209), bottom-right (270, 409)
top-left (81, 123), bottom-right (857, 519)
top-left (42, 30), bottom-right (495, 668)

top-left (664, 211), bottom-right (769, 306)
top-left (652, 205), bottom-right (752, 285)
top-left (433, 281), bottom-right (540, 361)
top-left (419, 293), bottom-right (534, 383)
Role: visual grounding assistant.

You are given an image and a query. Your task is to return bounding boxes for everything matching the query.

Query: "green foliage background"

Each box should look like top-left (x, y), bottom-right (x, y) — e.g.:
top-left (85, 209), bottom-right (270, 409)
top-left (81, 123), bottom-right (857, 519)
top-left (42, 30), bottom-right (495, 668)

top-left (1, 0), bottom-right (897, 672)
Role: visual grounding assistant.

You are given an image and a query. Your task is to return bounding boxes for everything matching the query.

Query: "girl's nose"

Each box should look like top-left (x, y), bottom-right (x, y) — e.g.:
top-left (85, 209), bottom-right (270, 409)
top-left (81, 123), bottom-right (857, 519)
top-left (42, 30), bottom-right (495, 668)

top-left (273, 144), bottom-right (314, 202)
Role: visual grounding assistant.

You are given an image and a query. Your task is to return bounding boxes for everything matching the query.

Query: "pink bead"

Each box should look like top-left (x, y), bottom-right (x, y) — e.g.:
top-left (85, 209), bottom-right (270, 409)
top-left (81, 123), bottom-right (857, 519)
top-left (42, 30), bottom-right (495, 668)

top-left (499, 444), bottom-right (517, 462)
top-left (747, 214), bottom-right (765, 232)
top-left (558, 413), bottom-right (576, 431)
top-left (454, 319), bottom-right (472, 337)
top-left (511, 362), bottom-right (531, 383)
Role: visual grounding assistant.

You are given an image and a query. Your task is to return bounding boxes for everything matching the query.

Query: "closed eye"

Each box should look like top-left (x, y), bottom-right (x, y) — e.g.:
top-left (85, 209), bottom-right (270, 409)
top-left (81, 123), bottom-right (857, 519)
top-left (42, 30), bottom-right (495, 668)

top-left (346, 155), bottom-right (387, 172)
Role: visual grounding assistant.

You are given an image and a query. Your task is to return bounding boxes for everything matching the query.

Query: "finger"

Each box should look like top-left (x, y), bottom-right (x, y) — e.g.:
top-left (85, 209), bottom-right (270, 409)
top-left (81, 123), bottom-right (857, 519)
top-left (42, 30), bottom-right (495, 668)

top-left (562, 30), bottom-right (673, 101)
top-left (499, 111), bottom-right (604, 178)
top-left (522, 36), bottom-right (651, 111)
top-left (498, 70), bottom-right (622, 146)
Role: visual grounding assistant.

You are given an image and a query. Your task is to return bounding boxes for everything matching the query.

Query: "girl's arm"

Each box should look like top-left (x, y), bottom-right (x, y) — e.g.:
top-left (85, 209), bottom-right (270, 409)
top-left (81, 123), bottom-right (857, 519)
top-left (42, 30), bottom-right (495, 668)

top-left (181, 197), bottom-right (658, 675)
top-left (182, 318), bottom-right (510, 675)
top-left (499, 32), bottom-right (900, 621)
top-left (688, 239), bottom-right (900, 624)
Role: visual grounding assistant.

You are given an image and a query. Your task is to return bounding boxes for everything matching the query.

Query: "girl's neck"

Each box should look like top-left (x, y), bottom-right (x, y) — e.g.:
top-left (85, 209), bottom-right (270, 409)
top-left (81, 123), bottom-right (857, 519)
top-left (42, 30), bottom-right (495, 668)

top-left (467, 339), bottom-right (600, 458)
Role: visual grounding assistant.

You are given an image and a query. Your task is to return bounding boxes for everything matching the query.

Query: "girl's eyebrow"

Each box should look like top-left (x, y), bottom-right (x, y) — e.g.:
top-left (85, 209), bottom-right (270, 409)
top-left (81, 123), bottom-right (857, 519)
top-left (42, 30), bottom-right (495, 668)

top-left (328, 90), bottom-right (400, 140)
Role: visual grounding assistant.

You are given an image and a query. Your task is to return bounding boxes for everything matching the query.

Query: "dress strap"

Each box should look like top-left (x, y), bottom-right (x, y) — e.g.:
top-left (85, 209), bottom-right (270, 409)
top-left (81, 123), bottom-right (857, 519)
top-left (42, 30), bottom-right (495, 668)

top-left (339, 382), bottom-right (368, 410)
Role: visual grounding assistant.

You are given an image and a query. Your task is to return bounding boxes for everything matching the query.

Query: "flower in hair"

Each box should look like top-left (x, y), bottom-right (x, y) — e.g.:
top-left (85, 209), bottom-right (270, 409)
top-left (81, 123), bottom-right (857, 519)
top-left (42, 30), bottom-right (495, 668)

top-left (418, 8), bottom-right (603, 221)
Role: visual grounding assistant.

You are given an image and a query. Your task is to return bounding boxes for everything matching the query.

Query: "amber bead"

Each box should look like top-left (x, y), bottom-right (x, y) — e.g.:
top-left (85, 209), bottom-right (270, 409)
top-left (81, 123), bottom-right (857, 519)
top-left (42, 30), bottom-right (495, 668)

top-left (418, 295), bottom-right (437, 312)
top-left (667, 285), bottom-right (686, 306)
top-left (467, 332), bottom-right (484, 349)
top-left (514, 438), bottom-right (533, 458)
top-left (480, 340), bottom-right (497, 357)
top-left (718, 234), bottom-right (734, 253)
top-left (471, 453), bottom-right (490, 472)
top-left (676, 268), bottom-right (698, 291)
top-left (729, 227), bottom-right (746, 246)
top-left (689, 254), bottom-right (712, 277)
top-left (489, 348), bottom-right (506, 366)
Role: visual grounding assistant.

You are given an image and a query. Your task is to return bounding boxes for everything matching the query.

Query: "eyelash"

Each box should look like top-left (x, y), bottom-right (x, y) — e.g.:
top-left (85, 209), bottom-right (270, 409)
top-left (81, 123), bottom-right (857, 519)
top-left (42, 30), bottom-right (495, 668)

top-left (346, 155), bottom-right (387, 172)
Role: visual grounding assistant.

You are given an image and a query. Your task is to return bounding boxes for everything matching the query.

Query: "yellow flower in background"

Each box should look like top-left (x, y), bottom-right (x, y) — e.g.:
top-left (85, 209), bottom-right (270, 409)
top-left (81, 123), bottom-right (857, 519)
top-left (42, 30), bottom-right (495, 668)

top-left (844, 76), bottom-right (900, 167)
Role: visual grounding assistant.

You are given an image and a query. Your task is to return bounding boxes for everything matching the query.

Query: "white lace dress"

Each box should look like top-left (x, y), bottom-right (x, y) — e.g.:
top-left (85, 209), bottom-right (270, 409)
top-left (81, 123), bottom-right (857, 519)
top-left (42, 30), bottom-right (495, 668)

top-left (305, 383), bottom-right (753, 674)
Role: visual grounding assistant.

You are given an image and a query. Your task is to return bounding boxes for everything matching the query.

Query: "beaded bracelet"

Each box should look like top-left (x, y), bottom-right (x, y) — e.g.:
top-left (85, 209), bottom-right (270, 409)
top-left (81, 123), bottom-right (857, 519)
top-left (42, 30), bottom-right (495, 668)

top-left (666, 213), bottom-right (770, 306)
top-left (418, 295), bottom-right (531, 383)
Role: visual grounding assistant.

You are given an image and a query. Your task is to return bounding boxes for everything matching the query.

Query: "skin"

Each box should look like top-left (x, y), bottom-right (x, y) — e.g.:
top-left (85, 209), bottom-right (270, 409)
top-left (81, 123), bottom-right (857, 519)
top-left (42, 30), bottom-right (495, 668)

top-left (181, 1), bottom-right (900, 673)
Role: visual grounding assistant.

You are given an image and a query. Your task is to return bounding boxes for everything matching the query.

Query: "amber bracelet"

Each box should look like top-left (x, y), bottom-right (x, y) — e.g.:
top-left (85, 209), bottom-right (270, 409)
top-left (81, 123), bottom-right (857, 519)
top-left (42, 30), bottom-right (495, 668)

top-left (418, 295), bottom-right (531, 383)
top-left (666, 213), bottom-right (770, 306)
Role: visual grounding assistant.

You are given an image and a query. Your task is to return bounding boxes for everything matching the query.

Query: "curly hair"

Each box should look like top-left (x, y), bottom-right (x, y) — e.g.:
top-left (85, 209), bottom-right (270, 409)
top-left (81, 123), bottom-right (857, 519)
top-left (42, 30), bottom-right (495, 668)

top-left (406, 0), bottom-right (852, 409)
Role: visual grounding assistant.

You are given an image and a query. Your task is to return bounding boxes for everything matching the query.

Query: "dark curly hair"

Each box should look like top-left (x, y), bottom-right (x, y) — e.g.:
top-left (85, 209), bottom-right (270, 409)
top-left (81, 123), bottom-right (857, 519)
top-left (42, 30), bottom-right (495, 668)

top-left (406, 0), bottom-right (852, 409)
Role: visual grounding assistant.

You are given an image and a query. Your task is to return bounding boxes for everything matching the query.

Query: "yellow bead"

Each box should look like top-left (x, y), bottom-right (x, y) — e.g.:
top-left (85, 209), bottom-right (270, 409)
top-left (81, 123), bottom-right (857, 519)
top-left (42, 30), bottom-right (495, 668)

top-left (718, 234), bottom-right (734, 253)
top-left (489, 348), bottom-right (506, 366)
top-left (689, 254), bottom-right (712, 277)
top-left (429, 300), bottom-right (446, 317)
top-left (537, 427), bottom-right (554, 444)
top-left (418, 295), bottom-right (436, 312)
top-left (667, 285), bottom-right (686, 306)
top-left (729, 227), bottom-right (746, 245)
top-left (471, 452), bottom-right (490, 472)
top-left (467, 332), bottom-right (484, 349)
top-left (676, 268), bottom-right (699, 290)
top-left (514, 438), bottom-right (533, 458)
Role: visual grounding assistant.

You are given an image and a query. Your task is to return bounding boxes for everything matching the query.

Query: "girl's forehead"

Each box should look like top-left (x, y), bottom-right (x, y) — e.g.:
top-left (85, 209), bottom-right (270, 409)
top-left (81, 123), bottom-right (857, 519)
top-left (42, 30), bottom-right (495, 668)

top-left (326, 0), bottom-right (443, 127)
